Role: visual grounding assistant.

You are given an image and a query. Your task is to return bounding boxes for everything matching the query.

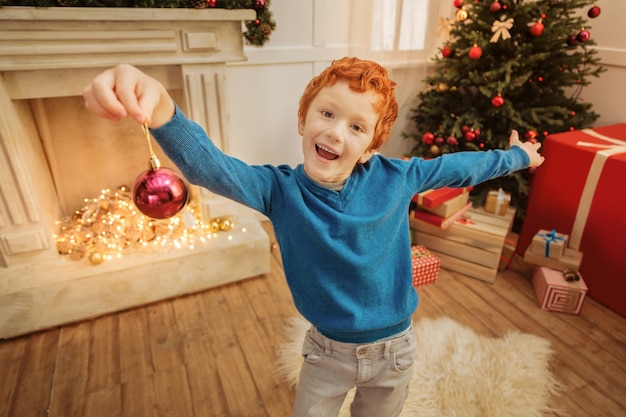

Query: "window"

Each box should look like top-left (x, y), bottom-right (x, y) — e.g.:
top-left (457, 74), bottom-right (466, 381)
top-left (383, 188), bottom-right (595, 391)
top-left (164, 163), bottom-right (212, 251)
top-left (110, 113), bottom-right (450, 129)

top-left (371, 0), bottom-right (430, 52)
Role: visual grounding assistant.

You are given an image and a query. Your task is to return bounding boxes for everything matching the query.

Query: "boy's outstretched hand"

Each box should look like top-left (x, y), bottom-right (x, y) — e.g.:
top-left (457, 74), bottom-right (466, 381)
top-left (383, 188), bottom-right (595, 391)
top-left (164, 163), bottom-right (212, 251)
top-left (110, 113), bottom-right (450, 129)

top-left (509, 129), bottom-right (545, 168)
top-left (82, 64), bottom-right (175, 128)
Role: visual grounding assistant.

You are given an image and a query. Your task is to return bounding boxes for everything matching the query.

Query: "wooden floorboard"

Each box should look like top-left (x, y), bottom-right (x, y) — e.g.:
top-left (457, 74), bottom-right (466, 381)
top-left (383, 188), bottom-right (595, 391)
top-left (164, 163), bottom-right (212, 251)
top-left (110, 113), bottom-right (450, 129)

top-left (0, 221), bottom-right (624, 417)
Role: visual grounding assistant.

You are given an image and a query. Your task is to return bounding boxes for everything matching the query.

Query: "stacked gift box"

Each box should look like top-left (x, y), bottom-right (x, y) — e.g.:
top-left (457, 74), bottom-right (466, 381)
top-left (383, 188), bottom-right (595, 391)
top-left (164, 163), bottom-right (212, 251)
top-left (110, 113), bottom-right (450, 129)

top-left (410, 186), bottom-right (473, 229)
top-left (523, 229), bottom-right (588, 315)
top-left (410, 187), bottom-right (516, 283)
top-left (411, 244), bottom-right (441, 287)
top-left (517, 124), bottom-right (626, 318)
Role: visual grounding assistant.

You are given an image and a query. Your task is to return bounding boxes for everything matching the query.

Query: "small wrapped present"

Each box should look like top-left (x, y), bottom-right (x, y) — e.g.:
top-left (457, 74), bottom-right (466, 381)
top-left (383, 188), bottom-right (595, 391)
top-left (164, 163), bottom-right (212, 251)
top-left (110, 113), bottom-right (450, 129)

top-left (411, 244), bottom-right (440, 287)
top-left (530, 229), bottom-right (568, 259)
top-left (484, 188), bottom-right (511, 216)
top-left (412, 187), bottom-right (472, 209)
top-left (532, 266), bottom-right (588, 315)
top-left (421, 191), bottom-right (470, 218)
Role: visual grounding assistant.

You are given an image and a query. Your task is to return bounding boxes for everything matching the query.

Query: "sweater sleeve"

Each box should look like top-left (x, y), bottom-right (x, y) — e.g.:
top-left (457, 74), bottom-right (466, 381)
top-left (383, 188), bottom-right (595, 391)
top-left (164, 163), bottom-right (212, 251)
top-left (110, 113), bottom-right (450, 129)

top-left (148, 103), bottom-right (276, 216)
top-left (407, 146), bottom-right (530, 192)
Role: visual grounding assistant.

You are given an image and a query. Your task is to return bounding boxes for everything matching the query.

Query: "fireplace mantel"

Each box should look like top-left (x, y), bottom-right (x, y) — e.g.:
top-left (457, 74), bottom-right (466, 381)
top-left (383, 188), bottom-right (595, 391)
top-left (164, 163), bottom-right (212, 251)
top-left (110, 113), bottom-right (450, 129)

top-left (0, 7), bottom-right (270, 339)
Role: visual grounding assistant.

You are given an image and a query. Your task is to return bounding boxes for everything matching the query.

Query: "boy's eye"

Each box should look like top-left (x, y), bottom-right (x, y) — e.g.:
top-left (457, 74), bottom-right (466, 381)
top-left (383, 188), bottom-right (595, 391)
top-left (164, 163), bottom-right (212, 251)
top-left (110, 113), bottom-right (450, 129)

top-left (322, 111), bottom-right (333, 118)
top-left (351, 124), bottom-right (364, 133)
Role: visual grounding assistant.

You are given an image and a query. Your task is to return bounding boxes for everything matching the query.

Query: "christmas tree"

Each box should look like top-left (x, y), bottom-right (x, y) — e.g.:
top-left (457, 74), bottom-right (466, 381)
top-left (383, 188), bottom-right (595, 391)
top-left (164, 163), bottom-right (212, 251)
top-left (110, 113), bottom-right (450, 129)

top-left (405, 0), bottom-right (605, 228)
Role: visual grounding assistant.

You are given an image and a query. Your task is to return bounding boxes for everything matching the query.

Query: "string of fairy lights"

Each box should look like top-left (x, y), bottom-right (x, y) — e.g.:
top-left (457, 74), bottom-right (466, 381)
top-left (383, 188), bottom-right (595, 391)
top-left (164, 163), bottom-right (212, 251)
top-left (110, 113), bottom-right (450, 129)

top-left (54, 186), bottom-right (237, 265)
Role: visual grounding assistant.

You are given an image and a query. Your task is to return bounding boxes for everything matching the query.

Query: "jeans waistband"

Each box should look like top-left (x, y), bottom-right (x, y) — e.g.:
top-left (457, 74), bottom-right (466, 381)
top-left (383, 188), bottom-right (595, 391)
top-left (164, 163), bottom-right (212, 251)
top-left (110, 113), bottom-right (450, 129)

top-left (307, 323), bottom-right (414, 358)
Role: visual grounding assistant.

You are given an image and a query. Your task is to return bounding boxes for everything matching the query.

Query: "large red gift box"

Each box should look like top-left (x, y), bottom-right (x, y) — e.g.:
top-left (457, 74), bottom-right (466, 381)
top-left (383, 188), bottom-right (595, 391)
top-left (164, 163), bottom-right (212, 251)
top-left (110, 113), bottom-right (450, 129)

top-left (518, 124), bottom-right (626, 317)
top-left (411, 245), bottom-right (441, 287)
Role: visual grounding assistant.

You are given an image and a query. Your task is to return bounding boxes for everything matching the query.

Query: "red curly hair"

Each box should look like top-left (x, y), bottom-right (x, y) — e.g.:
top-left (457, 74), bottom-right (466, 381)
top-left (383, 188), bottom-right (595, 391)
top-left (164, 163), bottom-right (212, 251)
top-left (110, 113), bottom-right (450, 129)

top-left (297, 57), bottom-right (398, 151)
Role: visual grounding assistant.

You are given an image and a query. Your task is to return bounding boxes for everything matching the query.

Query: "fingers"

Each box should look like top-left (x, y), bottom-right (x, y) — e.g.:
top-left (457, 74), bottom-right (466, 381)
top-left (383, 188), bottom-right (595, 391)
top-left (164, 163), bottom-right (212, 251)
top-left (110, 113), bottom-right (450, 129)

top-left (509, 129), bottom-right (519, 142)
top-left (82, 65), bottom-right (153, 125)
top-left (114, 70), bottom-right (153, 124)
top-left (82, 69), bottom-right (128, 122)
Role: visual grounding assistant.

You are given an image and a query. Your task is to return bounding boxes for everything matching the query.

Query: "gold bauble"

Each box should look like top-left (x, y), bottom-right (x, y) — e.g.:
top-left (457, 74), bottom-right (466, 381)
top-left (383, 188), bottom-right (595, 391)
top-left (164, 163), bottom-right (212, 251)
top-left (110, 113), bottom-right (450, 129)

top-left (437, 83), bottom-right (449, 92)
top-left (219, 219), bottom-right (233, 231)
top-left (89, 251), bottom-right (105, 265)
top-left (210, 220), bottom-right (220, 233)
top-left (456, 9), bottom-right (468, 22)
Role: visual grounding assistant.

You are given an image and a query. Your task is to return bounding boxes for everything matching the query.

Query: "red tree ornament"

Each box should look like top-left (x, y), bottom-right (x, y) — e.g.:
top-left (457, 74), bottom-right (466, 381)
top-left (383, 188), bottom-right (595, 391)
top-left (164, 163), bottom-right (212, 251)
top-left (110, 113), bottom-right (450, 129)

top-left (490, 1), bottom-right (501, 13)
top-left (255, 0), bottom-right (266, 10)
top-left (588, 5), bottom-right (601, 18)
top-left (525, 130), bottom-right (538, 141)
top-left (446, 136), bottom-right (459, 146)
top-left (491, 94), bottom-right (505, 107)
top-left (442, 45), bottom-right (454, 58)
top-left (207, 0), bottom-right (217, 7)
top-left (454, 0), bottom-right (464, 8)
top-left (530, 21), bottom-right (544, 37)
top-left (469, 45), bottom-right (483, 59)
top-left (422, 132), bottom-right (435, 145)
top-left (577, 29), bottom-right (591, 42)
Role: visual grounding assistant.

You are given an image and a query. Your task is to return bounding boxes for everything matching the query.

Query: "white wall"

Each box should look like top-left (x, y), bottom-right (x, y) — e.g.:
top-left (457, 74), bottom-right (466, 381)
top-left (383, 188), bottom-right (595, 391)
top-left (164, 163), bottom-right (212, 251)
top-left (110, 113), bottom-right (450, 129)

top-left (577, 0), bottom-right (626, 126)
top-left (224, 0), bottom-right (626, 167)
top-left (226, 0), bottom-right (352, 167)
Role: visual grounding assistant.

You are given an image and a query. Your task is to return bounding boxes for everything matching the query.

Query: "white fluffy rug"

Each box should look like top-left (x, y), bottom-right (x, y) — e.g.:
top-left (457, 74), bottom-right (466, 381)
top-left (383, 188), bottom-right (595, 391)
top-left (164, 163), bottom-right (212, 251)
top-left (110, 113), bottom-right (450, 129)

top-left (276, 316), bottom-right (561, 417)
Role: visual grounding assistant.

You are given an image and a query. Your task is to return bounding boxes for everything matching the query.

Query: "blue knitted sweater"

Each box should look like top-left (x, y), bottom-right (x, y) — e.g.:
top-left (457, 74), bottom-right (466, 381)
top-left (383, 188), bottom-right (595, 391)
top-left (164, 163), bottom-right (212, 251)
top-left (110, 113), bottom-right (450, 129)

top-left (151, 106), bottom-right (530, 343)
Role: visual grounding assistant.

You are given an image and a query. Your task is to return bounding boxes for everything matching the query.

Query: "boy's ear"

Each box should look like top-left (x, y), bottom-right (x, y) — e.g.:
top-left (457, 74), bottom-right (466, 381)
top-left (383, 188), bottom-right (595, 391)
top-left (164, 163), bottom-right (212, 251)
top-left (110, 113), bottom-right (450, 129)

top-left (358, 148), bottom-right (378, 164)
top-left (298, 116), bottom-right (305, 136)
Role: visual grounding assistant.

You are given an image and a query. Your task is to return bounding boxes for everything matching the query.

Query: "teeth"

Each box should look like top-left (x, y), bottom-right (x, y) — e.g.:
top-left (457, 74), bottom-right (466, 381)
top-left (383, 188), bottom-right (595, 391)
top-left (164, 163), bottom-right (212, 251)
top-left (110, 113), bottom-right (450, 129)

top-left (317, 144), bottom-right (337, 156)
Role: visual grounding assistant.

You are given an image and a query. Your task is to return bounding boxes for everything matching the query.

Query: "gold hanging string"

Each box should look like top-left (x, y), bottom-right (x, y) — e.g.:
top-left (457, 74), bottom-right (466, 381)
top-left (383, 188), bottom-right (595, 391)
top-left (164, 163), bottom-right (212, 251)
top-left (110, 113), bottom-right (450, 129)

top-left (142, 122), bottom-right (161, 169)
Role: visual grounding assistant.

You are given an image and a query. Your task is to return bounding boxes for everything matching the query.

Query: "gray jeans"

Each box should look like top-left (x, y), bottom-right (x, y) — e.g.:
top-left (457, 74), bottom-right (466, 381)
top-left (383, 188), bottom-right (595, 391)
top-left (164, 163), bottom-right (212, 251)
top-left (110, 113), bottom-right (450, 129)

top-left (293, 324), bottom-right (417, 417)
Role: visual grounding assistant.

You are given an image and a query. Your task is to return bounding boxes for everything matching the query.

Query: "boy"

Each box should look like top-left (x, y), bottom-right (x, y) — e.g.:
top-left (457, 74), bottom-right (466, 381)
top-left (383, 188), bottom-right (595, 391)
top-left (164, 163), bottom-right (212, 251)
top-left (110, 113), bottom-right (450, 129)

top-left (83, 57), bottom-right (544, 417)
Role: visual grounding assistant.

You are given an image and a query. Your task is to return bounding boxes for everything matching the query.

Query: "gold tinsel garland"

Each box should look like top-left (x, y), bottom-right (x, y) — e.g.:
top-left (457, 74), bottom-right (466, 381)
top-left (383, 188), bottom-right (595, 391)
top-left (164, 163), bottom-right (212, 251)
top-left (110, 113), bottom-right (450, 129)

top-left (55, 186), bottom-right (234, 265)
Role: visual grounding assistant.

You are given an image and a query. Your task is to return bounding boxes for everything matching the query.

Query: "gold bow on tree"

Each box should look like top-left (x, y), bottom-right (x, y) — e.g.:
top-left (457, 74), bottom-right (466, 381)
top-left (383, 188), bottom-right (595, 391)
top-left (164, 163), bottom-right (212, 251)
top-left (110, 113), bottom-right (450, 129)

top-left (490, 18), bottom-right (514, 43)
top-left (437, 16), bottom-right (453, 42)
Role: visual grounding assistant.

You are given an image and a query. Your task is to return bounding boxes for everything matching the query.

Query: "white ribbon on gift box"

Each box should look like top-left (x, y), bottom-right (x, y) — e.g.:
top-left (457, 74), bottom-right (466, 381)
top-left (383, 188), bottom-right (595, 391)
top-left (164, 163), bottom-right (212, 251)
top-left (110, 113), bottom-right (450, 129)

top-left (494, 187), bottom-right (510, 215)
top-left (571, 129), bottom-right (626, 250)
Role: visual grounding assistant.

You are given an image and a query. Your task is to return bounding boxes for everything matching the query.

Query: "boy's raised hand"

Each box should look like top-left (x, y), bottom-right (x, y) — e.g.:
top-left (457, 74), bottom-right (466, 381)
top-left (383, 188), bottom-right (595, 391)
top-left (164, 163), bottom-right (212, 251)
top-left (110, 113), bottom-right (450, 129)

top-left (509, 129), bottom-right (545, 168)
top-left (82, 64), bottom-right (175, 128)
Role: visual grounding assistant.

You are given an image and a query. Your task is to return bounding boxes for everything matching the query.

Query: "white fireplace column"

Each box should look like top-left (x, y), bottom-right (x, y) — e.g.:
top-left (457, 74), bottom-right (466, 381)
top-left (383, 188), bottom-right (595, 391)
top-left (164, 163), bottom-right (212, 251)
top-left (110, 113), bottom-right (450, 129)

top-left (0, 7), bottom-right (270, 339)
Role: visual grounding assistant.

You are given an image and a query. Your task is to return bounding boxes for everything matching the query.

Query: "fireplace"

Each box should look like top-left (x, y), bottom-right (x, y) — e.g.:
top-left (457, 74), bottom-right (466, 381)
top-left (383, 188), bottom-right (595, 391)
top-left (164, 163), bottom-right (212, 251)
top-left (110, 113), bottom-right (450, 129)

top-left (0, 7), bottom-right (270, 339)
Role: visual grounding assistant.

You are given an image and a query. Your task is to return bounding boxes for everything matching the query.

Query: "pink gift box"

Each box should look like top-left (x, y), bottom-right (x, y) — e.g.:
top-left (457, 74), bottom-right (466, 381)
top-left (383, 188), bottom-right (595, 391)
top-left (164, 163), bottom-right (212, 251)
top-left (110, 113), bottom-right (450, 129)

top-left (411, 245), bottom-right (440, 287)
top-left (532, 267), bottom-right (588, 315)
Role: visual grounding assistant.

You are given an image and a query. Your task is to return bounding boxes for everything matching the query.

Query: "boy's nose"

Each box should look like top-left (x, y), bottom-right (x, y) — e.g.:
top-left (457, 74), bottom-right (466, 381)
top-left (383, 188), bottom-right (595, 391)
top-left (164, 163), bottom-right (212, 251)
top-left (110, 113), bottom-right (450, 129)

top-left (326, 122), bottom-right (343, 142)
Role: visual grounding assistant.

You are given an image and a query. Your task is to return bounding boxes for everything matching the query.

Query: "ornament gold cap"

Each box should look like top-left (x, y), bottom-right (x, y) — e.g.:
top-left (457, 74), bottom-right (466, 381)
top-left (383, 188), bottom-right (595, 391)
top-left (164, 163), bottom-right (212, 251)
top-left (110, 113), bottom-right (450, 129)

top-left (149, 154), bottom-right (161, 170)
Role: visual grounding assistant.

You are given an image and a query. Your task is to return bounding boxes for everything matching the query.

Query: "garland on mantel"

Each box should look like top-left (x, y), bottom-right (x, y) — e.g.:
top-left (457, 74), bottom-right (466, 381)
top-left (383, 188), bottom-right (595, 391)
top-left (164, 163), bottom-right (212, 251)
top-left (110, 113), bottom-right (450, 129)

top-left (0, 0), bottom-right (276, 46)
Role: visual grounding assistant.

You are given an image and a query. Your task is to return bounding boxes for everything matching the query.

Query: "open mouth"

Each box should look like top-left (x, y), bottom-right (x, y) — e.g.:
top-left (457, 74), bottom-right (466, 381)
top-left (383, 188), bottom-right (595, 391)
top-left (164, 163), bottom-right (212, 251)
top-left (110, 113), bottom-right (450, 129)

top-left (316, 144), bottom-right (339, 160)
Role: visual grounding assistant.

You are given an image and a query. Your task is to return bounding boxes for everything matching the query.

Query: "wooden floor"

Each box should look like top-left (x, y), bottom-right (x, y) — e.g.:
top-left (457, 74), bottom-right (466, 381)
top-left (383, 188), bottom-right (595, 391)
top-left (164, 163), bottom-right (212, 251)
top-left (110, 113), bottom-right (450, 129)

top-left (1, 222), bottom-right (625, 417)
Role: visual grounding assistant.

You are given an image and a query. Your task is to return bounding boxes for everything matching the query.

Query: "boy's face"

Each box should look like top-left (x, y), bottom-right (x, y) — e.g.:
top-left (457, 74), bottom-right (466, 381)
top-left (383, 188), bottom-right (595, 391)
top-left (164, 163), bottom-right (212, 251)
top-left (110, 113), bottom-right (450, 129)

top-left (298, 80), bottom-right (379, 184)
